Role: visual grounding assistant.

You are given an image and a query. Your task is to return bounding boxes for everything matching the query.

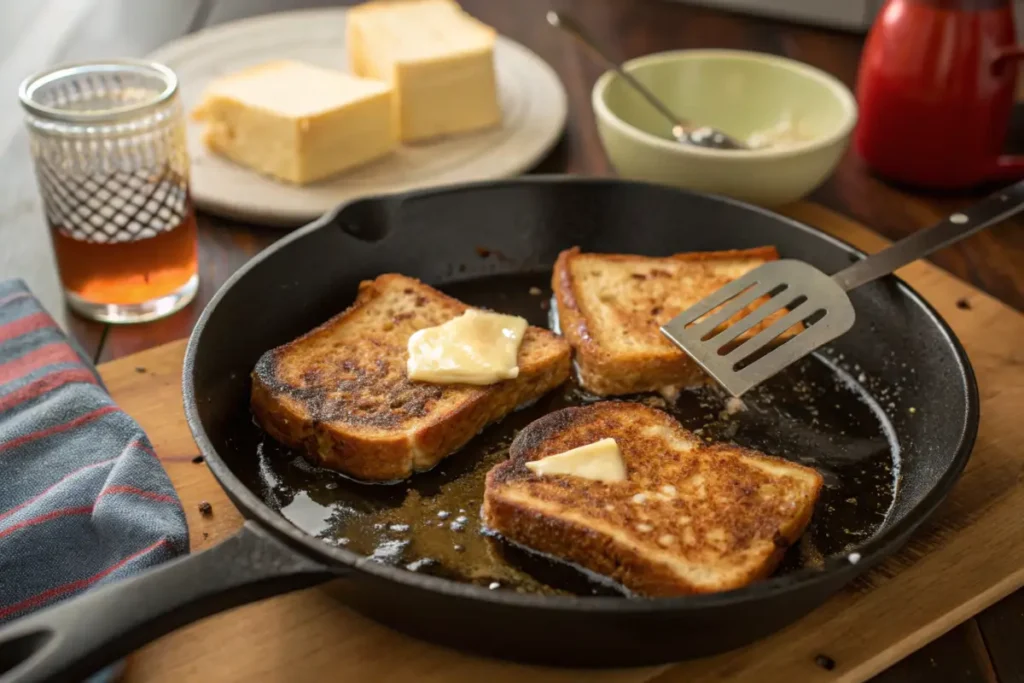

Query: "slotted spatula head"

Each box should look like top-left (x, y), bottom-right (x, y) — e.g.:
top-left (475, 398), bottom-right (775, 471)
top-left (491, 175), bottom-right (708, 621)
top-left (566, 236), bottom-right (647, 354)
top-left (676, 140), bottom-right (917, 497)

top-left (660, 180), bottom-right (1024, 396)
top-left (660, 259), bottom-right (856, 397)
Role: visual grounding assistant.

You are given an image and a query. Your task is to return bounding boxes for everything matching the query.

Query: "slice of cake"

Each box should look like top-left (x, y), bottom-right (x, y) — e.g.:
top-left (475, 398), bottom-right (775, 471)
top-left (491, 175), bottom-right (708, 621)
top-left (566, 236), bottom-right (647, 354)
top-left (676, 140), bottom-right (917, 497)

top-left (346, 0), bottom-right (502, 142)
top-left (192, 60), bottom-right (396, 184)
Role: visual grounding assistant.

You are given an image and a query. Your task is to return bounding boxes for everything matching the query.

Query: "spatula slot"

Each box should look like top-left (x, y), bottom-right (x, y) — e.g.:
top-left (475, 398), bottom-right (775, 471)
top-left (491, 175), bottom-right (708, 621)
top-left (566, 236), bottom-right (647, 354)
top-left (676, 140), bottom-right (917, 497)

top-left (695, 283), bottom-right (791, 340)
top-left (715, 293), bottom-right (809, 356)
top-left (802, 309), bottom-right (827, 327)
top-left (702, 289), bottom-right (802, 350)
top-left (733, 306), bottom-right (826, 371)
top-left (716, 294), bottom-right (811, 358)
top-left (725, 301), bottom-right (817, 368)
top-left (685, 282), bottom-right (758, 330)
top-left (675, 277), bottom-right (763, 330)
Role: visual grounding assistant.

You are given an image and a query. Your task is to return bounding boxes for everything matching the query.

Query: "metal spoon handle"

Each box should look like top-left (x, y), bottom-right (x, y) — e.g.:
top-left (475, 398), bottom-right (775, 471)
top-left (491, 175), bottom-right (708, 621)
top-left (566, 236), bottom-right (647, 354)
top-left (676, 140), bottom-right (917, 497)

top-left (832, 179), bottom-right (1024, 292)
top-left (546, 11), bottom-right (689, 132)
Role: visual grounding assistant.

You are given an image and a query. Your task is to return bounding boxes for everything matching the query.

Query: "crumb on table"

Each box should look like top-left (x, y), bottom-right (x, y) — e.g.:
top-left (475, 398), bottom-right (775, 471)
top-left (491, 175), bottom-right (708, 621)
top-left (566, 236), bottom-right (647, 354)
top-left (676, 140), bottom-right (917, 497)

top-left (814, 654), bottom-right (836, 671)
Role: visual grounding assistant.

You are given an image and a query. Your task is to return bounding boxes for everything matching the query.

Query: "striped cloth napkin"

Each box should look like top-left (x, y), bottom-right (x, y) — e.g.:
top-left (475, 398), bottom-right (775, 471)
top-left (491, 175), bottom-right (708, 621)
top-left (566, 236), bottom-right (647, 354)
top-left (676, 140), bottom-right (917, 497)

top-left (0, 279), bottom-right (188, 624)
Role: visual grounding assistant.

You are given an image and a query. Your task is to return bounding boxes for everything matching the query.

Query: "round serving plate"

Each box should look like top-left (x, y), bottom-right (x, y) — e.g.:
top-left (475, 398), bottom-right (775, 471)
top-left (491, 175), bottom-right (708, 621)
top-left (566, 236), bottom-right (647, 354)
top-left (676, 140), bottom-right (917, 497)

top-left (148, 8), bottom-right (568, 226)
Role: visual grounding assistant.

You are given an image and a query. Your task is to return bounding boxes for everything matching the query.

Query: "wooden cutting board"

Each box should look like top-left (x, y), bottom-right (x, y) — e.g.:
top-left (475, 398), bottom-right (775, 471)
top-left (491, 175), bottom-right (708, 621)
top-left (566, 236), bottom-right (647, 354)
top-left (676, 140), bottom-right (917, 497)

top-left (107, 204), bottom-right (1024, 683)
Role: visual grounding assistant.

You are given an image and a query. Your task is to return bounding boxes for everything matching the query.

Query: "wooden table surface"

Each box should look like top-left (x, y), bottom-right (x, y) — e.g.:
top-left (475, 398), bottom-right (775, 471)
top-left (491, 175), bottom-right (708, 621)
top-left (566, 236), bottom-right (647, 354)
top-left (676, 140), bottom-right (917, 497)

top-left (1, 1), bottom-right (1022, 681)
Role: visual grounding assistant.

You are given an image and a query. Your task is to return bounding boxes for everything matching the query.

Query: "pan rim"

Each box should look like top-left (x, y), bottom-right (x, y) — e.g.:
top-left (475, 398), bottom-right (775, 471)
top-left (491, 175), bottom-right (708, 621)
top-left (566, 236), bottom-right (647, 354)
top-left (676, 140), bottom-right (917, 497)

top-left (183, 176), bottom-right (979, 613)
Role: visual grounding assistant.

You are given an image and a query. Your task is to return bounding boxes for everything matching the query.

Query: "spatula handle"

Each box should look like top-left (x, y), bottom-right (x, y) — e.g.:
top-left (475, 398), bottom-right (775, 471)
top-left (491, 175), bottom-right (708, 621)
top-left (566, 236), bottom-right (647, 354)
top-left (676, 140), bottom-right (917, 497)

top-left (832, 179), bottom-right (1024, 292)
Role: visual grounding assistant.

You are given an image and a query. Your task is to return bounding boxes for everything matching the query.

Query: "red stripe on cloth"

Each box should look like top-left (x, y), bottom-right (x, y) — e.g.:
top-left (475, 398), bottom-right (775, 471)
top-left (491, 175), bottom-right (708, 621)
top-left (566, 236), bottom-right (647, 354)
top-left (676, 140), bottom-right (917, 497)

top-left (0, 405), bottom-right (118, 455)
top-left (0, 538), bottom-right (170, 620)
top-left (0, 456), bottom-right (119, 522)
top-left (0, 292), bottom-right (31, 309)
top-left (137, 442), bottom-right (158, 460)
top-left (0, 368), bottom-right (98, 414)
top-left (97, 485), bottom-right (177, 505)
top-left (0, 505), bottom-right (93, 540)
top-left (0, 486), bottom-right (178, 540)
top-left (0, 438), bottom-right (159, 521)
top-left (0, 312), bottom-right (53, 342)
top-left (0, 343), bottom-right (82, 384)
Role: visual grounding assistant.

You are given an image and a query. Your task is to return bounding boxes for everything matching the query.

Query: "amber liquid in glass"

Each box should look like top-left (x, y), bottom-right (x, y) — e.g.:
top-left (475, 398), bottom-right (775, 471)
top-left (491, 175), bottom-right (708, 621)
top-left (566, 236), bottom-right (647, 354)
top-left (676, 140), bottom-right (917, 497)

top-left (50, 206), bottom-right (199, 306)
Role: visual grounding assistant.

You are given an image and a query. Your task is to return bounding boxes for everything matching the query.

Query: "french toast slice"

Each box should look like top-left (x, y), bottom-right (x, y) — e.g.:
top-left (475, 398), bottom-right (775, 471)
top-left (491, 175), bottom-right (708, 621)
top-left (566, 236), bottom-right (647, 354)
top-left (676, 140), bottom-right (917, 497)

top-left (482, 402), bottom-right (823, 596)
top-left (552, 246), bottom-right (794, 396)
top-left (251, 274), bottom-right (571, 482)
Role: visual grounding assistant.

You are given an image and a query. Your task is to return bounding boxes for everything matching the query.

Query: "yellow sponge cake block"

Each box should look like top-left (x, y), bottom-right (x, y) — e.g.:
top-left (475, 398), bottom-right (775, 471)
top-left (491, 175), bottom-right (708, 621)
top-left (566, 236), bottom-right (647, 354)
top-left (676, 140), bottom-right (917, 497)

top-left (346, 0), bottom-right (502, 142)
top-left (192, 60), bottom-right (396, 185)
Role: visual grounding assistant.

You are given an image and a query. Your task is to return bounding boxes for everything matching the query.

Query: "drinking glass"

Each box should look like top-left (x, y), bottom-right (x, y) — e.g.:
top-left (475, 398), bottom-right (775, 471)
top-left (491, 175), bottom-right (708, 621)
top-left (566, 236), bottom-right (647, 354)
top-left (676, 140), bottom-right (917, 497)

top-left (20, 60), bottom-right (198, 323)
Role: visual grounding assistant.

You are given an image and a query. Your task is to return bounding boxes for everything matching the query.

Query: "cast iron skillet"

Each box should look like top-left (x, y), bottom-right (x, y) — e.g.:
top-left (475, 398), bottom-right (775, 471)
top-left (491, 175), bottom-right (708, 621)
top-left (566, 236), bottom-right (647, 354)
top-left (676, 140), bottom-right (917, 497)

top-left (0, 178), bottom-right (978, 682)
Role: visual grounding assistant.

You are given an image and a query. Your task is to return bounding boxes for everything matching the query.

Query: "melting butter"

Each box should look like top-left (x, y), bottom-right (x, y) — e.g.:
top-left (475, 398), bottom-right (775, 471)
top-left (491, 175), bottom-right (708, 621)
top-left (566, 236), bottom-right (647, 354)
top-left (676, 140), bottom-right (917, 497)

top-left (525, 438), bottom-right (627, 482)
top-left (407, 309), bottom-right (528, 386)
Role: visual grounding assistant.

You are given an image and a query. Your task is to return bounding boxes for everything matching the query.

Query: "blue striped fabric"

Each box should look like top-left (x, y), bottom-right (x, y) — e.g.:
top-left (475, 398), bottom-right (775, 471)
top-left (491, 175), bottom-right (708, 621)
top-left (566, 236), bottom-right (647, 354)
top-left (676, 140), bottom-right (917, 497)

top-left (0, 279), bottom-right (188, 623)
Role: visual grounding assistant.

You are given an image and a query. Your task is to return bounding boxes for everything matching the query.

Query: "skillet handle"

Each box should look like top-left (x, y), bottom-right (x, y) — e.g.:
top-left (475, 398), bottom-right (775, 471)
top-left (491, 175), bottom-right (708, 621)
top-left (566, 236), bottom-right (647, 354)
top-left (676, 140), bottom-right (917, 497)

top-left (0, 521), bottom-right (338, 683)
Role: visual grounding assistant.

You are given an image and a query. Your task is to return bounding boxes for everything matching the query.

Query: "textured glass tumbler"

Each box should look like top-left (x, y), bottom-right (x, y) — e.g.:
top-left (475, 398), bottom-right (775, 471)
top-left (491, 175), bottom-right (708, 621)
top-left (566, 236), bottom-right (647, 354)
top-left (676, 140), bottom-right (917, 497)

top-left (20, 60), bottom-right (199, 324)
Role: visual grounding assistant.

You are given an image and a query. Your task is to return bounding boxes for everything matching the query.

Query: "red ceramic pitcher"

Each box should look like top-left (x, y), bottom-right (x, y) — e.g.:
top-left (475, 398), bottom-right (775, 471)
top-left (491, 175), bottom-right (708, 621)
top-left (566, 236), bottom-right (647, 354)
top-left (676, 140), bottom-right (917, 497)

top-left (855, 0), bottom-right (1024, 189)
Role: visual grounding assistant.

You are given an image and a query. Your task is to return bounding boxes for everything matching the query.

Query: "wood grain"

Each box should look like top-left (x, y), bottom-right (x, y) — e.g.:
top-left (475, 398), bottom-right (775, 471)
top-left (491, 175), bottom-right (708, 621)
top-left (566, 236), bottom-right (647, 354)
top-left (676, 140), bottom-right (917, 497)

top-left (976, 589), bottom-right (1024, 683)
top-left (870, 622), bottom-right (998, 683)
top-left (91, 204), bottom-right (1024, 683)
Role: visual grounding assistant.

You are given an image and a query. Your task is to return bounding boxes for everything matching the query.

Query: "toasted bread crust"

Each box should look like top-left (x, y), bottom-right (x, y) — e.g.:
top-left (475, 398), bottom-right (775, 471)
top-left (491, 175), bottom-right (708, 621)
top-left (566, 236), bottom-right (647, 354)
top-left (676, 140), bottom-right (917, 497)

top-left (483, 402), bottom-right (823, 596)
top-left (553, 246), bottom-right (785, 396)
top-left (252, 274), bottom-right (571, 481)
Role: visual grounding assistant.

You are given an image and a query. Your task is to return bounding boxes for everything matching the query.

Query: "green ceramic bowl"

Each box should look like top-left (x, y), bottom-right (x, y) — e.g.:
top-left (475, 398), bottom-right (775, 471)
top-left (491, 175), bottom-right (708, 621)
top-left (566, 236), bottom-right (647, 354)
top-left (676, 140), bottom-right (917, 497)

top-left (592, 49), bottom-right (857, 206)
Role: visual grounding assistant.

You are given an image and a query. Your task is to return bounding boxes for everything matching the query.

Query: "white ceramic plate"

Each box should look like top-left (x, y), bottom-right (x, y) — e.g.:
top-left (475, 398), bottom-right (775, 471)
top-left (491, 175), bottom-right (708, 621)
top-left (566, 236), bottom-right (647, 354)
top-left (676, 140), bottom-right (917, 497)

top-left (148, 8), bottom-right (567, 226)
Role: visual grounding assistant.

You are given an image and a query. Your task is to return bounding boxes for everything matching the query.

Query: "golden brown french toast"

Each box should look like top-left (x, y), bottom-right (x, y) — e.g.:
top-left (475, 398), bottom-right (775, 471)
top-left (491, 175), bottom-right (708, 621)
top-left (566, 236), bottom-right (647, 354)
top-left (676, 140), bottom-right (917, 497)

top-left (553, 246), bottom-right (794, 396)
top-left (482, 402), bottom-right (823, 596)
top-left (251, 274), bottom-right (571, 481)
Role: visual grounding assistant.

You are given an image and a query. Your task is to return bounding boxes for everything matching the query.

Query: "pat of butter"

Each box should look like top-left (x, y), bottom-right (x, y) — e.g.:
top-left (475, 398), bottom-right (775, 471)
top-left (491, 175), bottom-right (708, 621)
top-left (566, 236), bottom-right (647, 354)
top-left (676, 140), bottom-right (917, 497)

top-left (525, 438), bottom-right (627, 483)
top-left (192, 60), bottom-right (396, 185)
top-left (407, 309), bottom-right (528, 385)
top-left (346, 0), bottom-right (501, 142)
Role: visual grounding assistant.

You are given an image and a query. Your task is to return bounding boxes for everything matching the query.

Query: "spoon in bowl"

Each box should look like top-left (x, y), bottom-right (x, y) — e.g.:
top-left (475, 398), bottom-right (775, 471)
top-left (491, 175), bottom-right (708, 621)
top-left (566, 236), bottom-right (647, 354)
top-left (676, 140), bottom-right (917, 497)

top-left (546, 11), bottom-right (749, 151)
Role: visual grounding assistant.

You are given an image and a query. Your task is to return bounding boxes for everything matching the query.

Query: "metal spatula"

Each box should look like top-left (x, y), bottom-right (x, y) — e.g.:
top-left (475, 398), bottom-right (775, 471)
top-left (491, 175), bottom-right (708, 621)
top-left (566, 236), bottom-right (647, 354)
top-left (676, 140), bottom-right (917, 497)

top-left (661, 181), bottom-right (1024, 397)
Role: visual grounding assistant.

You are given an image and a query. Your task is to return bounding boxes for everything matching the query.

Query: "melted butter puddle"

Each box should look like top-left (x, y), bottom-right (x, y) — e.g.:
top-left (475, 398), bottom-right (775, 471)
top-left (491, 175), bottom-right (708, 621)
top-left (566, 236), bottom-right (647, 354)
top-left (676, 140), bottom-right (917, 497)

top-left (280, 490), bottom-right (333, 537)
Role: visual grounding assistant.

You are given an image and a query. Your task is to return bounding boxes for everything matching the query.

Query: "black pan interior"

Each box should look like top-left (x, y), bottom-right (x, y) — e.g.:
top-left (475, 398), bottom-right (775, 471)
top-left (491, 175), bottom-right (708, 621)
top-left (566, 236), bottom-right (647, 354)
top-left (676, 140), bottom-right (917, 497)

top-left (190, 178), bottom-right (974, 598)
